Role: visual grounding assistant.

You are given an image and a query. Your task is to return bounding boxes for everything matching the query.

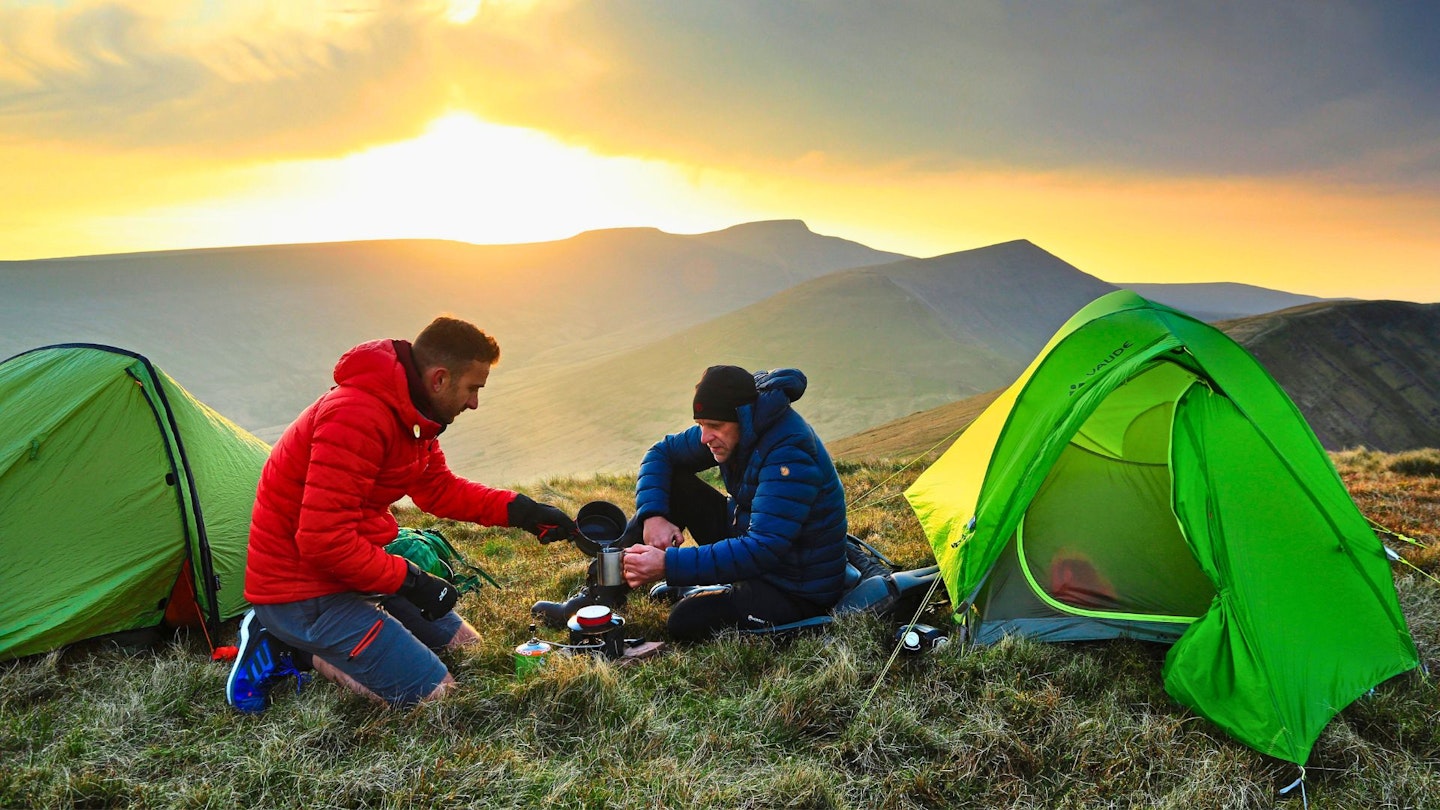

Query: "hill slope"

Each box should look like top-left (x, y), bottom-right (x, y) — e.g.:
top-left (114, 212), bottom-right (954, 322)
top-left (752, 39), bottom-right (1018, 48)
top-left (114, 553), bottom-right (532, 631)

top-left (834, 299), bottom-right (1440, 461)
top-left (0, 221), bottom-right (907, 437)
top-left (7, 224), bottom-right (1411, 485)
top-left (1222, 300), bottom-right (1440, 451)
top-left (448, 240), bottom-right (1118, 482)
top-left (828, 389), bottom-right (1005, 462)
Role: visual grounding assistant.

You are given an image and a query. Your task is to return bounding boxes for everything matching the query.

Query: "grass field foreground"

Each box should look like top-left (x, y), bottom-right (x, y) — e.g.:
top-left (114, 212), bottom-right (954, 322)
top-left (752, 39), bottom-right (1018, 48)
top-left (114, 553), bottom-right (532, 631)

top-left (1, 454), bottom-right (1438, 808)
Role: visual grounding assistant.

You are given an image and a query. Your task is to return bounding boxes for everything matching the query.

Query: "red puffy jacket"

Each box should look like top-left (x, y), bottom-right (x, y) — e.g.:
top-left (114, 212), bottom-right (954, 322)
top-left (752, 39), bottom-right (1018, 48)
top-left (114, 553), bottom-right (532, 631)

top-left (244, 339), bottom-right (515, 604)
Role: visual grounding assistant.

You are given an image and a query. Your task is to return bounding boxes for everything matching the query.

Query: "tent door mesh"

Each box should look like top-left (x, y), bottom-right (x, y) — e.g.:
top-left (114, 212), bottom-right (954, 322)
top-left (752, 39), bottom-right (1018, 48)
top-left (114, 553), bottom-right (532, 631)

top-left (977, 363), bottom-right (1217, 642)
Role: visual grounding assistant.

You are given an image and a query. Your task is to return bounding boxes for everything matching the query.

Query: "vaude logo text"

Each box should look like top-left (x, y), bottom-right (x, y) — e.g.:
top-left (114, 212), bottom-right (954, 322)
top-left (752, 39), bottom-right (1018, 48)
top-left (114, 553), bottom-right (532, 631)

top-left (1068, 340), bottom-right (1134, 396)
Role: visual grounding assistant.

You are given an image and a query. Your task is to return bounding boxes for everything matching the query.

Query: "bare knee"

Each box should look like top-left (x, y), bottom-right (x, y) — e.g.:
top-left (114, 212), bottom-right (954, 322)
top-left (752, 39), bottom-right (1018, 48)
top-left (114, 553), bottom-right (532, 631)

top-left (447, 620), bottom-right (481, 649)
top-left (421, 672), bottom-right (457, 702)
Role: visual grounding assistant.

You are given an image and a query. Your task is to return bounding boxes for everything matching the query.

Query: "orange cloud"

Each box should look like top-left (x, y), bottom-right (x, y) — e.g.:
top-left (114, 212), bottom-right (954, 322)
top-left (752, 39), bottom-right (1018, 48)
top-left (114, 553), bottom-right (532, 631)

top-left (705, 157), bottom-right (1440, 301)
top-left (1, 2), bottom-right (1436, 304)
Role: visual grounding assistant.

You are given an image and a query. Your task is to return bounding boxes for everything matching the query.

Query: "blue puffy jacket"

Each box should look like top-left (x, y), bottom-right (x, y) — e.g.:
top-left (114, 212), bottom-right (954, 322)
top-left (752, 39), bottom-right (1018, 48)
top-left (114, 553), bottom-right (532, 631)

top-left (634, 368), bottom-right (849, 607)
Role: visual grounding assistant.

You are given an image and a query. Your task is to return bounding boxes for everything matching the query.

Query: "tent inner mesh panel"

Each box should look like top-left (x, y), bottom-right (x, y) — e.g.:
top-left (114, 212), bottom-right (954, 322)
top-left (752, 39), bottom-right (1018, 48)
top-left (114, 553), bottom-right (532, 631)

top-left (984, 361), bottom-right (1216, 634)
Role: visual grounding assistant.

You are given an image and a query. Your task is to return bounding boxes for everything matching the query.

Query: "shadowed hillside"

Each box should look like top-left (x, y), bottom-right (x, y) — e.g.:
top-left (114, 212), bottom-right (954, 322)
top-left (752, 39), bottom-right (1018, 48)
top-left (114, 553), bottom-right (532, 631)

top-left (833, 299), bottom-right (1440, 462)
top-left (1221, 300), bottom-right (1440, 451)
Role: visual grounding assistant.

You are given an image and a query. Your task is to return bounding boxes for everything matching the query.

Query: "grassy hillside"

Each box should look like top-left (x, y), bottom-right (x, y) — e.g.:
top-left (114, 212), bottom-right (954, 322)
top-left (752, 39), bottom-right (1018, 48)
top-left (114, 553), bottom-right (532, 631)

top-left (828, 388), bottom-right (1005, 462)
top-left (1220, 300), bottom-right (1440, 452)
top-left (450, 239), bottom-right (1118, 484)
top-left (2, 455), bottom-right (1437, 808)
top-left (0, 221), bottom-right (905, 438)
top-left (442, 270), bottom-right (1016, 483)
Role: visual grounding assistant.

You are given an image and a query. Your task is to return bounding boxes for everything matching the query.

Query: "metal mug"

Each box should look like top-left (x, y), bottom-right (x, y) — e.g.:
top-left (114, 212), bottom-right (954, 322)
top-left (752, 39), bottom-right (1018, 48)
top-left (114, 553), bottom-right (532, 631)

top-left (597, 547), bottom-right (625, 586)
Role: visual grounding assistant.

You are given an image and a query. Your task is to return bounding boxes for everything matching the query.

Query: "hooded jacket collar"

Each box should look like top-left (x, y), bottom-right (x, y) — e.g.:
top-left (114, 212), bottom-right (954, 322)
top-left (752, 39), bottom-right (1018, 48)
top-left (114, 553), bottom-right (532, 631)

top-left (393, 340), bottom-right (446, 430)
top-left (331, 339), bottom-right (445, 440)
top-left (728, 368), bottom-right (807, 470)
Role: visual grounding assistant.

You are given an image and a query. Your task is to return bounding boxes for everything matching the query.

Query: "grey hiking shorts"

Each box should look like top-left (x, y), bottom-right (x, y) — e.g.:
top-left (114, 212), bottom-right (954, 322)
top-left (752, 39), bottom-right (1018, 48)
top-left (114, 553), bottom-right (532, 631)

top-left (255, 592), bottom-right (461, 707)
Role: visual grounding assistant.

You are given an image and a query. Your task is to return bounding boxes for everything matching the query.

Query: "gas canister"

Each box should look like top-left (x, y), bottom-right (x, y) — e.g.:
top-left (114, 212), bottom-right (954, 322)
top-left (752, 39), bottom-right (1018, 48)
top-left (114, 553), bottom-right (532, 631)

top-left (514, 625), bottom-right (553, 677)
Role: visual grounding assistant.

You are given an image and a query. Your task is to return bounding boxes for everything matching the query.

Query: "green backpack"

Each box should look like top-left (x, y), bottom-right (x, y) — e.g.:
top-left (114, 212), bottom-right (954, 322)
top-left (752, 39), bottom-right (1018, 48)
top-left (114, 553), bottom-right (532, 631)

top-left (385, 528), bottom-right (500, 595)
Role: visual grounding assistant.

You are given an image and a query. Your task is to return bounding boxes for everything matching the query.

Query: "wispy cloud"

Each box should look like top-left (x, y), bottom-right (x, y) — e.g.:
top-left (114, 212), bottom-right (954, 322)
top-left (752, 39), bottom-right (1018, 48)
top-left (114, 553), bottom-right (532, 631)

top-left (494, 2), bottom-right (1440, 186)
top-left (1, 1), bottom-right (1435, 299)
top-left (4, 1), bottom-right (1437, 184)
top-left (0, 1), bottom-right (451, 157)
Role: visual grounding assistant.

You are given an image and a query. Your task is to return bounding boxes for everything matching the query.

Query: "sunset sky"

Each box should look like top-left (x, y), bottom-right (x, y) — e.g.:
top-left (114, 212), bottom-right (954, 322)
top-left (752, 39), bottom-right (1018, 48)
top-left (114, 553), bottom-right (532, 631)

top-left (2, 1), bottom-right (1437, 301)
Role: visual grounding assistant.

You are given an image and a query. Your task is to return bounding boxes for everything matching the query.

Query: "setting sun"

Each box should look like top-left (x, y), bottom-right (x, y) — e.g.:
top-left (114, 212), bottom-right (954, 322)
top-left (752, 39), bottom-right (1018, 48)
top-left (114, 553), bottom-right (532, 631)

top-left (444, 0), bottom-right (483, 25)
top-left (124, 112), bottom-right (758, 251)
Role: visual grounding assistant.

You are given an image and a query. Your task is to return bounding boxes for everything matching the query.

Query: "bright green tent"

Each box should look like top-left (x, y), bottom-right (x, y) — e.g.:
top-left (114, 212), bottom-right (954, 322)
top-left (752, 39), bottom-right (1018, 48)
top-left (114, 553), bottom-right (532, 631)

top-left (0, 344), bottom-right (270, 661)
top-left (906, 291), bottom-right (1419, 764)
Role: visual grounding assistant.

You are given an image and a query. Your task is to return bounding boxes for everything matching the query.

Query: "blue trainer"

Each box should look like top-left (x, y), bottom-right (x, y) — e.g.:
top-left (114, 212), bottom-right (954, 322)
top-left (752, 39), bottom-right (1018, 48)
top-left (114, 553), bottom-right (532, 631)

top-left (226, 609), bottom-right (305, 713)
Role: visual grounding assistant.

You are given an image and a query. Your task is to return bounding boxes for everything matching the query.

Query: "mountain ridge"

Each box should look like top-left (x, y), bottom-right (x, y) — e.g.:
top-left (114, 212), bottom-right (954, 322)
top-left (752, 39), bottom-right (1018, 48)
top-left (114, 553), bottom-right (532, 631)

top-left (434, 239), bottom-right (1120, 482)
top-left (1120, 281), bottom-right (1332, 321)
top-left (0, 222), bottom-right (908, 437)
top-left (831, 298), bottom-right (1440, 463)
top-left (4, 221), bottom-right (1426, 486)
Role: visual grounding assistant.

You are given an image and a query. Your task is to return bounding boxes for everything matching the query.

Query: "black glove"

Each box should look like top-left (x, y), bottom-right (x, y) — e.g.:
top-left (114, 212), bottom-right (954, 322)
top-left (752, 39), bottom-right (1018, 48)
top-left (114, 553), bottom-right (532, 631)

top-left (508, 494), bottom-right (579, 545)
top-left (396, 562), bottom-right (458, 621)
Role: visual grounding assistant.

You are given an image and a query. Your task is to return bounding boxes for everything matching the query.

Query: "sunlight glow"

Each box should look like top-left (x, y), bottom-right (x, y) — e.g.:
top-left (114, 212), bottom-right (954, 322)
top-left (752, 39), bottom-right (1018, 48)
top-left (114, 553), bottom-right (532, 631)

top-left (130, 112), bottom-right (760, 250)
top-left (444, 0), bottom-right (482, 24)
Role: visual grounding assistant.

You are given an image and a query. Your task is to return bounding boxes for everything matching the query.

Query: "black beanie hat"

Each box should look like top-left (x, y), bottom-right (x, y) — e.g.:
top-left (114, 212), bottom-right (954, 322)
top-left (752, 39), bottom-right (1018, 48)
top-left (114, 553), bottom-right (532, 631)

top-left (693, 365), bottom-right (757, 422)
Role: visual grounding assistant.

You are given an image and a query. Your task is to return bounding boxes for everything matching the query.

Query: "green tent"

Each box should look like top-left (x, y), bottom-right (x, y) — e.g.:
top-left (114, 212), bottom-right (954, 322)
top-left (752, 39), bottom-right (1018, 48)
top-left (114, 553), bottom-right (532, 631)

top-left (0, 344), bottom-right (270, 661)
top-left (906, 291), bottom-right (1419, 764)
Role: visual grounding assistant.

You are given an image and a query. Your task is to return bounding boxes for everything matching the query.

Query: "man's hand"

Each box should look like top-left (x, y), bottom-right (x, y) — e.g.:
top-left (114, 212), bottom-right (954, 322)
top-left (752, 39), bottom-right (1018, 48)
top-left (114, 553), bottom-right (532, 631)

top-left (396, 562), bottom-right (458, 621)
top-left (508, 494), bottom-right (579, 544)
top-left (642, 515), bottom-right (684, 550)
top-left (623, 543), bottom-right (667, 588)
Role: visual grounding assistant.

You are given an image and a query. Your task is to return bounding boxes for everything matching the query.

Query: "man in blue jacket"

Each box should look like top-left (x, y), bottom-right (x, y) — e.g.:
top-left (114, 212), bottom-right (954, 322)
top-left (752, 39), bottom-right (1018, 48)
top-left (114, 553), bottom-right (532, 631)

top-left (619, 365), bottom-right (848, 640)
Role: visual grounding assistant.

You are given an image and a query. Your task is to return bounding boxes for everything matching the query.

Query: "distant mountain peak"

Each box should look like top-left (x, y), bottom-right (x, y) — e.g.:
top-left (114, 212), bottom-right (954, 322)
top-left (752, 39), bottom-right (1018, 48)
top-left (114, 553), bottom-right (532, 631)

top-left (703, 219), bottom-right (814, 237)
top-left (946, 238), bottom-right (1049, 259)
top-left (568, 220), bottom-right (816, 243)
top-left (904, 239), bottom-right (1084, 284)
top-left (567, 225), bottom-right (667, 241)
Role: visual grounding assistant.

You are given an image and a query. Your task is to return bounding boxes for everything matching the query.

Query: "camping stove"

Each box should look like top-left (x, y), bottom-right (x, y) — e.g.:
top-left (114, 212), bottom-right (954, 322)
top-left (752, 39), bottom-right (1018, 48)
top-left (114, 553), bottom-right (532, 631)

top-left (566, 604), bottom-right (629, 660)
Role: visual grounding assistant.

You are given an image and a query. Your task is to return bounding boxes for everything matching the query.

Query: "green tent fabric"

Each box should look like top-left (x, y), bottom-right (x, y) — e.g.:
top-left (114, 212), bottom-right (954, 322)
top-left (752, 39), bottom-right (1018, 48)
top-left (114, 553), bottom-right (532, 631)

top-left (0, 344), bottom-right (270, 661)
top-left (906, 290), bottom-right (1419, 764)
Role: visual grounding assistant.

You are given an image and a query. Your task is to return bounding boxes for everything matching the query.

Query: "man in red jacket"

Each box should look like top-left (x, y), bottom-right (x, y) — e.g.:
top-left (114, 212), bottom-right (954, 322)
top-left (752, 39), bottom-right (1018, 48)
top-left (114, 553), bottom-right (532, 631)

top-left (227, 316), bottom-right (577, 712)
